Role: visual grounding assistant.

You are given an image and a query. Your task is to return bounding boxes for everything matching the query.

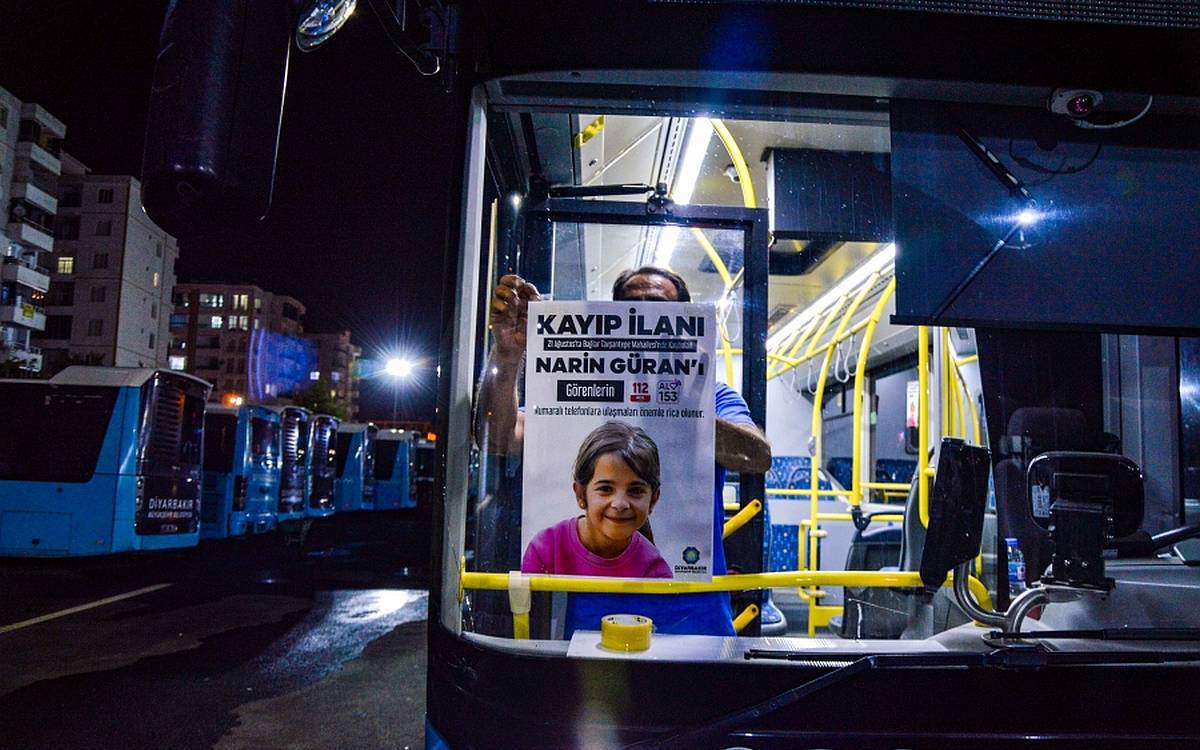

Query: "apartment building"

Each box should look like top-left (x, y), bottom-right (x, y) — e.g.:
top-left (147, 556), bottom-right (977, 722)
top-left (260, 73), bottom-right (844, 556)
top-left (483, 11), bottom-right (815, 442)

top-left (170, 283), bottom-right (310, 403)
top-left (37, 153), bottom-right (177, 372)
top-left (305, 329), bottom-right (362, 419)
top-left (0, 86), bottom-right (61, 372)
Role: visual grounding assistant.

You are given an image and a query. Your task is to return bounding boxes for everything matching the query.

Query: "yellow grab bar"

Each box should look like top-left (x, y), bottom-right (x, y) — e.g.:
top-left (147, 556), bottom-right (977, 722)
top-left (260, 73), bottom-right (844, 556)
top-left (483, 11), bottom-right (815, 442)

top-left (849, 278), bottom-right (897, 508)
top-left (463, 569), bottom-right (929, 595)
top-left (722, 499), bottom-right (763, 540)
top-left (918, 326), bottom-right (931, 527)
top-left (733, 604), bottom-right (760, 633)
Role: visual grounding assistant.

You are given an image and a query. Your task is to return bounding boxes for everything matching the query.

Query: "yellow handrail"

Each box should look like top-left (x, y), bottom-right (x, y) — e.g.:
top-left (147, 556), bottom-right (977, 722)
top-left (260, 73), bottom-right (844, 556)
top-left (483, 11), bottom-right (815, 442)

top-left (850, 277), bottom-right (897, 508)
top-left (465, 569), bottom-right (927, 595)
top-left (918, 326), bottom-right (931, 527)
top-left (733, 604), bottom-right (760, 633)
top-left (722, 499), bottom-right (763, 540)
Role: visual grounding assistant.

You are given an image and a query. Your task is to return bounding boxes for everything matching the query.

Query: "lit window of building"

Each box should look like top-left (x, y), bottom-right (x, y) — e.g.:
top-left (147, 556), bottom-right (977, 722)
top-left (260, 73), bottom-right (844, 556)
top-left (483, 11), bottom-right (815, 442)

top-left (210, 315), bottom-right (223, 329)
top-left (169, 355), bottom-right (186, 371)
top-left (57, 257), bottom-right (74, 274)
top-left (201, 293), bottom-right (224, 308)
top-left (310, 370), bottom-right (321, 381)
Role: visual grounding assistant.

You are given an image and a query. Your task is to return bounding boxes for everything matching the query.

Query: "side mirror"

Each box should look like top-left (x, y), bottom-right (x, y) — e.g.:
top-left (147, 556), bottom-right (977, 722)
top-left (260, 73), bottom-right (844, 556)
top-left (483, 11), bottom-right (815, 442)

top-left (141, 0), bottom-right (294, 237)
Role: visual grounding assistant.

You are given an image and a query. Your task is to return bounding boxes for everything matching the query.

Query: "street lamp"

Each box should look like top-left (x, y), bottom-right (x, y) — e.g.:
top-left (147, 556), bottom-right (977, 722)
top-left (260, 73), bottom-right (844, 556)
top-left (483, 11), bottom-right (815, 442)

top-left (385, 357), bottom-right (415, 422)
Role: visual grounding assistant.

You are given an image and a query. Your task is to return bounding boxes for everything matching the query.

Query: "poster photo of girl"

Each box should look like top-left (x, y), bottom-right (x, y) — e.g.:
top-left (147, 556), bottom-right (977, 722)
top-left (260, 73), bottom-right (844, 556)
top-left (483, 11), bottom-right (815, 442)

top-left (521, 421), bottom-right (672, 578)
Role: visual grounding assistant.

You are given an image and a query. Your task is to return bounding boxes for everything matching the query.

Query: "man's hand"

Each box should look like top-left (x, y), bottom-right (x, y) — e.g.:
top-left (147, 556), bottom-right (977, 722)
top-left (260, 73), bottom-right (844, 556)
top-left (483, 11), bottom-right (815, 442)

top-left (489, 274), bottom-right (541, 363)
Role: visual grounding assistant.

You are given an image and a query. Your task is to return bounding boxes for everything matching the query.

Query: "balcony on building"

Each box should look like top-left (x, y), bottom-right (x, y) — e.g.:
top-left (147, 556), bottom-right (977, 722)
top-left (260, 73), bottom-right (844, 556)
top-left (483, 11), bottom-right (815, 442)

top-left (16, 108), bottom-right (66, 176)
top-left (0, 299), bottom-right (47, 331)
top-left (6, 200), bottom-right (55, 252)
top-left (10, 173), bottom-right (59, 215)
top-left (0, 255), bottom-right (50, 294)
top-left (3, 340), bottom-right (43, 372)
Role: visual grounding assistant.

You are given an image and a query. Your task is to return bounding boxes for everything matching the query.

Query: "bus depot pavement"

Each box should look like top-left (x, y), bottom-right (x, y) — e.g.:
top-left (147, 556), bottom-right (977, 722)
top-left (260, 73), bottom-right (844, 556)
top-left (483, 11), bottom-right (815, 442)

top-left (0, 513), bottom-right (431, 750)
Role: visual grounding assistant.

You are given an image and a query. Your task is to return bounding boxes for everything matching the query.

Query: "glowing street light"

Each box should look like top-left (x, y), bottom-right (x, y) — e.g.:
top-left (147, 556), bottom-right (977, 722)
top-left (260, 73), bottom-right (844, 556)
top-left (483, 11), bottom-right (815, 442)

top-left (386, 357), bottom-right (415, 378)
top-left (385, 357), bottom-right (416, 423)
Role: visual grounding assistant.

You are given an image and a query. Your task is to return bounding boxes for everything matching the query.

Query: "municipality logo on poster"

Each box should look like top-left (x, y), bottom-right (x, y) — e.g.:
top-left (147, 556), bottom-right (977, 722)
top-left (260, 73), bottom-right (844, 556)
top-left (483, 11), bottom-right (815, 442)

top-left (674, 545), bottom-right (707, 576)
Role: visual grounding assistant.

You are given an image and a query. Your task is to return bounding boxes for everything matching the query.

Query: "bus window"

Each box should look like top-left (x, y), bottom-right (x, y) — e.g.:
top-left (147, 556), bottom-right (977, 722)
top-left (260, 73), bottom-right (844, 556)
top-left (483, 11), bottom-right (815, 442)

top-left (0, 385), bottom-right (118, 482)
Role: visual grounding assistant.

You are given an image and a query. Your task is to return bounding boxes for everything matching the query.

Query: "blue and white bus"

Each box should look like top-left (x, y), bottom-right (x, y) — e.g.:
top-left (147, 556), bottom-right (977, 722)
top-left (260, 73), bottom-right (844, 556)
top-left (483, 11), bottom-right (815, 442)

top-left (373, 429), bottom-right (415, 511)
top-left (276, 405), bottom-right (311, 526)
top-left (333, 423), bottom-right (376, 513)
top-left (201, 404), bottom-right (281, 538)
top-left (0, 367), bottom-right (209, 557)
top-left (307, 414), bottom-right (339, 518)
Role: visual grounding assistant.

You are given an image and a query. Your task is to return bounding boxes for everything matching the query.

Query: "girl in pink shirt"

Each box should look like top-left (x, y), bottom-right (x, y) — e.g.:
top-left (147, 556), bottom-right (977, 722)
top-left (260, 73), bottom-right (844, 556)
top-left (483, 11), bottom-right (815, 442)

top-left (522, 421), bottom-right (672, 578)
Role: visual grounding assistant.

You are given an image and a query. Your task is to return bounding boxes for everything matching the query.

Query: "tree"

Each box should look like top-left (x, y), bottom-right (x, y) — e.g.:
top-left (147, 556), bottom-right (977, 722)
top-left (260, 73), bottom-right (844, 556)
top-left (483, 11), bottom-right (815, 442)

top-left (287, 378), bottom-right (347, 419)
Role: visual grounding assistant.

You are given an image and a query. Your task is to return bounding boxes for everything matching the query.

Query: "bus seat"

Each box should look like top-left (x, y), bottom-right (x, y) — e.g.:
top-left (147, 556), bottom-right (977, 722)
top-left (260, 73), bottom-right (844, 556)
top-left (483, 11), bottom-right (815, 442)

top-left (839, 523), bottom-right (905, 638)
top-left (994, 407), bottom-right (1089, 583)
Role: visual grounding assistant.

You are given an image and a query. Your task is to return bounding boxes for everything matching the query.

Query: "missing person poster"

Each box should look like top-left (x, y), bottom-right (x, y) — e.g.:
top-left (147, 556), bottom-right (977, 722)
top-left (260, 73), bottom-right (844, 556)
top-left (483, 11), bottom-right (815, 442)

top-left (521, 301), bottom-right (716, 581)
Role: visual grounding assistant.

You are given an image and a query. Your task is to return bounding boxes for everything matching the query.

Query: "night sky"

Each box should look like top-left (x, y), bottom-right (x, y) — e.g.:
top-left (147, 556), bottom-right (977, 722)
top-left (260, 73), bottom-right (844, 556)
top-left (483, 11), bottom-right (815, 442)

top-left (2, 1), bottom-right (453, 421)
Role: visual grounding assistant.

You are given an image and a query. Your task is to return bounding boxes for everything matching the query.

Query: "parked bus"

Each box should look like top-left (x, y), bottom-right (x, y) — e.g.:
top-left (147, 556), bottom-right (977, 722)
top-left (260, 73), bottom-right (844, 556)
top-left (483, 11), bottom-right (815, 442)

top-left (0, 367), bottom-right (208, 556)
top-left (308, 414), bottom-right (339, 518)
top-left (144, 1), bottom-right (1200, 746)
top-left (275, 405), bottom-right (311, 526)
top-left (373, 429), bottom-right (415, 511)
top-left (201, 404), bottom-right (281, 538)
top-left (333, 423), bottom-right (377, 513)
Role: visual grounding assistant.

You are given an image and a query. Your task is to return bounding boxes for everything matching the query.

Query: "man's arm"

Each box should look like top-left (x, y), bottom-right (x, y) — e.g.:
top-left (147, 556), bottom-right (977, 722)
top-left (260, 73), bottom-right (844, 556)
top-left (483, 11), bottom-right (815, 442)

top-left (473, 275), bottom-right (539, 456)
top-left (716, 417), bottom-right (772, 473)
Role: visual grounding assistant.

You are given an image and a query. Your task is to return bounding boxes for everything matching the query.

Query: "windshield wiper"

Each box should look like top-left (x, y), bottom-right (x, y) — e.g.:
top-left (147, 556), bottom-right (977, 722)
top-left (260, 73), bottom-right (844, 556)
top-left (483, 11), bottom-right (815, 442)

top-left (625, 646), bottom-right (1200, 749)
top-left (989, 627), bottom-right (1200, 642)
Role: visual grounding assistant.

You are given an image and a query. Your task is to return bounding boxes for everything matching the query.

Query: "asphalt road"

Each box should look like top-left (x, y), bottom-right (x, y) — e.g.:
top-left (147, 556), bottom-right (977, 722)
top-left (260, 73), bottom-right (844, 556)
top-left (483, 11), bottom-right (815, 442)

top-left (0, 511), bottom-right (432, 750)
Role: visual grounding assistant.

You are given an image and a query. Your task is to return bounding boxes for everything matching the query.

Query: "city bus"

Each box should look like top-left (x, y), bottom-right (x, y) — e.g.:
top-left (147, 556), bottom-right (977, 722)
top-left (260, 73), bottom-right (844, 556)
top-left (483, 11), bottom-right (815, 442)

top-left (333, 422), bottom-right (377, 513)
top-left (200, 404), bottom-right (282, 538)
top-left (308, 413), bottom-right (340, 517)
top-left (276, 405), bottom-right (312, 526)
top-left (374, 428), bottom-right (416, 511)
top-left (144, 1), bottom-right (1200, 745)
top-left (0, 367), bottom-right (208, 556)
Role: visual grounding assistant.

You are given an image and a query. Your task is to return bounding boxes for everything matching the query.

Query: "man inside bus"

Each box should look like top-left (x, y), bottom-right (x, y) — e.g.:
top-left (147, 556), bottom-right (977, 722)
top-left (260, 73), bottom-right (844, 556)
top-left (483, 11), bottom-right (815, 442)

top-left (475, 266), bottom-right (771, 637)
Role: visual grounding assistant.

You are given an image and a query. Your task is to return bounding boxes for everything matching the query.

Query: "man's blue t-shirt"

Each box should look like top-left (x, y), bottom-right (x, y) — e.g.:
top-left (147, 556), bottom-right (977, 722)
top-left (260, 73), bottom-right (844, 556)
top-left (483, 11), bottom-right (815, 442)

top-left (565, 382), bottom-right (756, 637)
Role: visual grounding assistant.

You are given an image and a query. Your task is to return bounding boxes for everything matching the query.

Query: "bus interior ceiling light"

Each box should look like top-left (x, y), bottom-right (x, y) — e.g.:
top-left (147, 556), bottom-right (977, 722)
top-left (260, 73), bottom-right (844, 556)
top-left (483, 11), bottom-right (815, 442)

top-left (1016, 208), bottom-right (1041, 226)
top-left (766, 243), bottom-right (896, 351)
top-left (296, 0), bottom-right (357, 51)
top-left (653, 117), bottom-right (714, 268)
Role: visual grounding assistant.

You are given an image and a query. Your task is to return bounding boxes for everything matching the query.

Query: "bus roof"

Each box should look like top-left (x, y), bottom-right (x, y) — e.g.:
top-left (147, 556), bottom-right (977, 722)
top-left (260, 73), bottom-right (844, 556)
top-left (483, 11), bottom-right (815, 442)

top-left (49, 366), bottom-right (211, 390)
top-left (338, 422), bottom-right (376, 434)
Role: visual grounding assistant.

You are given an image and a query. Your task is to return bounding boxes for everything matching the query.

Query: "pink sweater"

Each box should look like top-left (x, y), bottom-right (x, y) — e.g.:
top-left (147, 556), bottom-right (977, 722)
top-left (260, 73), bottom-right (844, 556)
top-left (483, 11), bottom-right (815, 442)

top-left (522, 517), bottom-right (673, 578)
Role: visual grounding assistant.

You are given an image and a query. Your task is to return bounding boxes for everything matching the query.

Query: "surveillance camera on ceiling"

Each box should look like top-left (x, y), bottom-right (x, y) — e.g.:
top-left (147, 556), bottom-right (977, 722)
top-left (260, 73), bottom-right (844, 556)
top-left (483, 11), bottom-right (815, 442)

top-left (1048, 88), bottom-right (1104, 119)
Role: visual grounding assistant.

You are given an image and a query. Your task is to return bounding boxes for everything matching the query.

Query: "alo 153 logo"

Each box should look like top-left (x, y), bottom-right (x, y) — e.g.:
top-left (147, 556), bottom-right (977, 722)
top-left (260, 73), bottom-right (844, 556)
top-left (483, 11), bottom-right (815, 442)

top-left (657, 379), bottom-right (681, 403)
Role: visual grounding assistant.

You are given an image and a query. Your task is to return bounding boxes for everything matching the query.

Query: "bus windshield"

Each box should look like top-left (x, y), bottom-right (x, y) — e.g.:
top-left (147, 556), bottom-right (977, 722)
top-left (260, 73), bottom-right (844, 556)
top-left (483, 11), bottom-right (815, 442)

top-left (203, 413), bottom-right (238, 473)
top-left (455, 80), bottom-right (1200, 660)
top-left (374, 439), bottom-right (399, 481)
top-left (140, 375), bottom-right (207, 474)
top-left (0, 384), bottom-right (117, 482)
top-left (335, 432), bottom-right (353, 477)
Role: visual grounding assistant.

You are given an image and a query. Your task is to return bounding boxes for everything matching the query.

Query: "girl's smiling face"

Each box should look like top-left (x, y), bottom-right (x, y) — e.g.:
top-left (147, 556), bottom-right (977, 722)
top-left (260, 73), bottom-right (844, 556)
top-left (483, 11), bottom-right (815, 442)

top-left (574, 452), bottom-right (660, 557)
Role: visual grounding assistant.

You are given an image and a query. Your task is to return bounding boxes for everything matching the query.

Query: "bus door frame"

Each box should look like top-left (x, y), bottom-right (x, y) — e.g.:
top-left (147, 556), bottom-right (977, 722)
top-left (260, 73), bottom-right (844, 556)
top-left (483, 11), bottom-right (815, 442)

top-left (518, 196), bottom-right (771, 633)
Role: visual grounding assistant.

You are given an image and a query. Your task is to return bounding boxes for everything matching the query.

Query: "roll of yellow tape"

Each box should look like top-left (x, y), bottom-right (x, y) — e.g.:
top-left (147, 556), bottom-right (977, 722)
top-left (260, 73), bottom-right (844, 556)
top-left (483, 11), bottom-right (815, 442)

top-left (599, 614), bottom-right (653, 652)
